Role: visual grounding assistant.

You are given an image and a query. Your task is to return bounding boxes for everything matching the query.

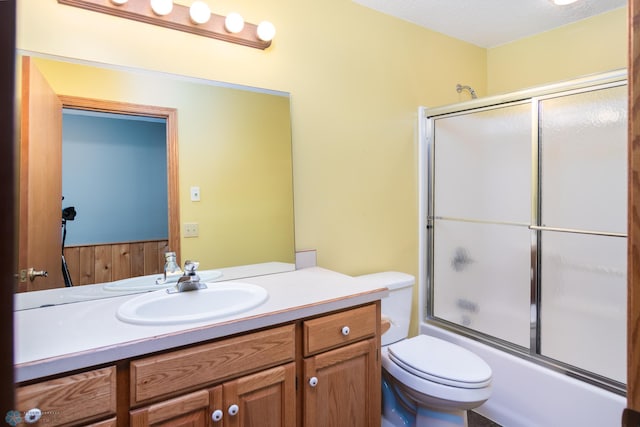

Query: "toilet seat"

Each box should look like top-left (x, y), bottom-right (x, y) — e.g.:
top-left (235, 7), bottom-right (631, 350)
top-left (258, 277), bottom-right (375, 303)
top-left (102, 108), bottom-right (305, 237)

top-left (387, 335), bottom-right (492, 389)
top-left (381, 345), bottom-right (492, 407)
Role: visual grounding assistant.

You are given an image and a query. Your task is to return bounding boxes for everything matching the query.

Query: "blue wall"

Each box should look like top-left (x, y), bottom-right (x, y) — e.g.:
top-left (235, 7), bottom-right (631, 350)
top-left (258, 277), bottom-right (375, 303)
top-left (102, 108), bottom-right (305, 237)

top-left (62, 111), bottom-right (168, 245)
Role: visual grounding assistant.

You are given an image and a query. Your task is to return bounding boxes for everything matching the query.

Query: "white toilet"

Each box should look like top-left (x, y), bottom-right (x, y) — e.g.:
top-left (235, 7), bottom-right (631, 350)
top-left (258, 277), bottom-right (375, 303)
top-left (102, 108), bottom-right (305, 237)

top-left (356, 272), bottom-right (492, 427)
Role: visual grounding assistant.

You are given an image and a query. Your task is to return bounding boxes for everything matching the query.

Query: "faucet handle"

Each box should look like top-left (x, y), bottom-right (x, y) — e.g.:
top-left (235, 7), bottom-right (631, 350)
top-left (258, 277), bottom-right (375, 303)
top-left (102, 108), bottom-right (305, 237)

top-left (184, 260), bottom-right (200, 275)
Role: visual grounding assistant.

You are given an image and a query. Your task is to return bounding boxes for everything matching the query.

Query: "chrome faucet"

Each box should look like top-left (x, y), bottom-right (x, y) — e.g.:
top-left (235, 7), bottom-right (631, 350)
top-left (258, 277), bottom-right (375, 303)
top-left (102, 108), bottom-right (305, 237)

top-left (167, 260), bottom-right (207, 293)
top-left (156, 251), bottom-right (183, 285)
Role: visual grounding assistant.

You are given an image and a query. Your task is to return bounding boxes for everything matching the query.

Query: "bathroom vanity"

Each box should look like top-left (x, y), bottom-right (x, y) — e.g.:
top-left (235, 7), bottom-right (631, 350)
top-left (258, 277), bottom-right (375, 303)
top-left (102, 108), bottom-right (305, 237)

top-left (14, 267), bottom-right (386, 427)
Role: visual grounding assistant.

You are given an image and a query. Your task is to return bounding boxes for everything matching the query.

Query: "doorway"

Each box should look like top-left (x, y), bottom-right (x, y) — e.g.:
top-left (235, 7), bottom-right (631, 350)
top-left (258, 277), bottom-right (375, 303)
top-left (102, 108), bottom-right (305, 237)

top-left (61, 108), bottom-right (170, 286)
top-left (58, 96), bottom-right (180, 287)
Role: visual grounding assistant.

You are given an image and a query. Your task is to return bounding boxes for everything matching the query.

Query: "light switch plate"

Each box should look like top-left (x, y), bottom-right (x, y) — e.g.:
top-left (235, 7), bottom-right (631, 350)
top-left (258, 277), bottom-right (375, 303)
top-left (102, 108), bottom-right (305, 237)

top-left (190, 186), bottom-right (201, 201)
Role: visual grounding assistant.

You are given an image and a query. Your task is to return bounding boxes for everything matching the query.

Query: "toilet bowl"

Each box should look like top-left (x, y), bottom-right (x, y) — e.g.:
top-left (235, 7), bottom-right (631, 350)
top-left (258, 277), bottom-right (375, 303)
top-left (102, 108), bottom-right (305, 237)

top-left (382, 335), bottom-right (492, 426)
top-left (356, 272), bottom-right (492, 427)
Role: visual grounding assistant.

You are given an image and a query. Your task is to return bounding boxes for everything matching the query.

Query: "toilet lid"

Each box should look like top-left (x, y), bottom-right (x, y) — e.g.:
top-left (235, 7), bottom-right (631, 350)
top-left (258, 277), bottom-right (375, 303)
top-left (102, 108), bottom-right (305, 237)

top-left (387, 335), bottom-right (492, 389)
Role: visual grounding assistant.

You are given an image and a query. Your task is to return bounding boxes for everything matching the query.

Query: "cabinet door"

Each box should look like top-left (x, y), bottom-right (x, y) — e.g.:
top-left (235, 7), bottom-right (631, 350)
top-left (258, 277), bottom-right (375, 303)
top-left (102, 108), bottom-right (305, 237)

top-left (88, 418), bottom-right (117, 427)
top-left (303, 338), bottom-right (380, 427)
top-left (221, 363), bottom-right (296, 427)
top-left (130, 388), bottom-right (220, 427)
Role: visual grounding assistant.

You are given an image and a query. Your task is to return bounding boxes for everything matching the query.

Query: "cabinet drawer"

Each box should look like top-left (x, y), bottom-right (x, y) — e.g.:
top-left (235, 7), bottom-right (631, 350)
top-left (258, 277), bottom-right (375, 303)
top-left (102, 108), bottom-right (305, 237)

top-left (131, 324), bottom-right (295, 405)
top-left (16, 366), bottom-right (116, 426)
top-left (303, 304), bottom-right (377, 356)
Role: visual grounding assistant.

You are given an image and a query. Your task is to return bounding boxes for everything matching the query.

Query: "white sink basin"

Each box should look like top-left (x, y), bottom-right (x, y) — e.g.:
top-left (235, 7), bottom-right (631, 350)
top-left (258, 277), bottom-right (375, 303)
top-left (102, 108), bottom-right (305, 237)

top-left (103, 269), bottom-right (223, 292)
top-left (116, 282), bottom-right (268, 325)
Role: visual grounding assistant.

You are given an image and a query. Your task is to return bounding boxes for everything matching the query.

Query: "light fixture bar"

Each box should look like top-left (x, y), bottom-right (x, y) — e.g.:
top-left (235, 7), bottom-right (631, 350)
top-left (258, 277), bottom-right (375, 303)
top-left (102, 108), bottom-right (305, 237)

top-left (58, 0), bottom-right (272, 50)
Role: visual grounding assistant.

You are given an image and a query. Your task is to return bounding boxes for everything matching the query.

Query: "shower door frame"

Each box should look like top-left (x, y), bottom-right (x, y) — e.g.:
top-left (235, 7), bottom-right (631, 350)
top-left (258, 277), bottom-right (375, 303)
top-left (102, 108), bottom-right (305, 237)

top-left (419, 70), bottom-right (628, 396)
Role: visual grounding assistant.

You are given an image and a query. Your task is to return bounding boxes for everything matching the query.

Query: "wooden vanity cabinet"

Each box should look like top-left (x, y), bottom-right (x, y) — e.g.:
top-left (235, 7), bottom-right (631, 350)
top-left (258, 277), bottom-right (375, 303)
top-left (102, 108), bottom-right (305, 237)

top-left (301, 304), bottom-right (381, 427)
top-left (16, 302), bottom-right (381, 427)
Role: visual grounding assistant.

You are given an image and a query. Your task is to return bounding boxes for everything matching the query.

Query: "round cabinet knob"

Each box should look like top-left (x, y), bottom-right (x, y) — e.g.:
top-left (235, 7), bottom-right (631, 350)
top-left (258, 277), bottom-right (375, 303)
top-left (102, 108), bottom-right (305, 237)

top-left (228, 404), bottom-right (239, 416)
top-left (211, 409), bottom-right (223, 422)
top-left (341, 326), bottom-right (350, 336)
top-left (309, 376), bottom-right (318, 387)
top-left (24, 408), bottom-right (42, 424)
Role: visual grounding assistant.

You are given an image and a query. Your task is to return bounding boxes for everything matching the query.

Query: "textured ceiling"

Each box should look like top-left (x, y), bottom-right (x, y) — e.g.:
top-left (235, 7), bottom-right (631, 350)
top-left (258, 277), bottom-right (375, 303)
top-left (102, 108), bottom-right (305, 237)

top-left (352, 0), bottom-right (627, 48)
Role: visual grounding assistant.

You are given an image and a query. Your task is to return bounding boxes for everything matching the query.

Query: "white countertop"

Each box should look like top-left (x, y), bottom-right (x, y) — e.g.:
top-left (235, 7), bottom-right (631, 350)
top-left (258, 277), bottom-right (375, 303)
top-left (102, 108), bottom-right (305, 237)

top-left (14, 267), bottom-right (387, 382)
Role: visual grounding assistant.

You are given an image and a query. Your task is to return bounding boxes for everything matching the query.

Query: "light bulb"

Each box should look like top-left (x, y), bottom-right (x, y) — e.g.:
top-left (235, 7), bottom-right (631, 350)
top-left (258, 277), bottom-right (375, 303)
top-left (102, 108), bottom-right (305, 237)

top-left (225, 13), bottom-right (245, 33)
top-left (189, 1), bottom-right (211, 24)
top-left (111, 0), bottom-right (128, 5)
top-left (150, 0), bottom-right (173, 16)
top-left (256, 21), bottom-right (276, 42)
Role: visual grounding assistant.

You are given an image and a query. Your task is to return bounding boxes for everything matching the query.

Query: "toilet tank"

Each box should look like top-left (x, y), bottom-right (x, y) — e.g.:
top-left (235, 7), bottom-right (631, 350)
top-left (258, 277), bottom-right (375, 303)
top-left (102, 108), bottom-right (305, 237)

top-left (355, 272), bottom-right (415, 346)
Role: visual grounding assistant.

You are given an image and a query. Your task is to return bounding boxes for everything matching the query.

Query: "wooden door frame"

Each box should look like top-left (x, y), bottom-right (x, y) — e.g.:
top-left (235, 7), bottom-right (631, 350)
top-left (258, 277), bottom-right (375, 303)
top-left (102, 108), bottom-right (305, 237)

top-left (57, 95), bottom-right (181, 265)
top-left (1, 0), bottom-right (15, 417)
top-left (628, 0), bottom-right (640, 416)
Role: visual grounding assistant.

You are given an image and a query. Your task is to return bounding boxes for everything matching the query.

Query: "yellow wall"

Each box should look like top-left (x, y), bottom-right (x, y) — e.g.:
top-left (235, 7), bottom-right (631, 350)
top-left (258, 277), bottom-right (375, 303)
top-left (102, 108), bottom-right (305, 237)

top-left (487, 7), bottom-right (627, 95)
top-left (16, 1), bottom-right (627, 334)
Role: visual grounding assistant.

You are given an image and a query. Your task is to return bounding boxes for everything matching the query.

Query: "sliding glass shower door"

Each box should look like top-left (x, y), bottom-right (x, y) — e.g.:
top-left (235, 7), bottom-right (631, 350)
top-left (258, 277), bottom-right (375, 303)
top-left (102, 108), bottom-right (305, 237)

top-left (425, 75), bottom-right (627, 391)
top-left (431, 102), bottom-right (533, 348)
top-left (538, 85), bottom-right (627, 384)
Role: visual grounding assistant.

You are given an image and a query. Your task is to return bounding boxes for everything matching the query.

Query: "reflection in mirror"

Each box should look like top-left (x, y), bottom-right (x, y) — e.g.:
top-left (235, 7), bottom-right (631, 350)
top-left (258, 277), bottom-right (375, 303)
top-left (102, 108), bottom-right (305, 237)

top-left (16, 52), bottom-right (296, 309)
top-left (61, 109), bottom-right (169, 287)
top-left (62, 110), bottom-right (169, 247)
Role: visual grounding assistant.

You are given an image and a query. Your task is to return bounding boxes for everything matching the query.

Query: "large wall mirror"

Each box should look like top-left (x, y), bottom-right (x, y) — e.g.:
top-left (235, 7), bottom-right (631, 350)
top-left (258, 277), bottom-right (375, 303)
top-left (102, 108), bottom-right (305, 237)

top-left (16, 51), bottom-right (295, 309)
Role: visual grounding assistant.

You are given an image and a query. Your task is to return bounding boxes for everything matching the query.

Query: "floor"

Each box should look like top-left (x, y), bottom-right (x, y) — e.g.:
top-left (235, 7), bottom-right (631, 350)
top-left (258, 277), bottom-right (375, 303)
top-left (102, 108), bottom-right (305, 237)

top-left (468, 411), bottom-right (502, 427)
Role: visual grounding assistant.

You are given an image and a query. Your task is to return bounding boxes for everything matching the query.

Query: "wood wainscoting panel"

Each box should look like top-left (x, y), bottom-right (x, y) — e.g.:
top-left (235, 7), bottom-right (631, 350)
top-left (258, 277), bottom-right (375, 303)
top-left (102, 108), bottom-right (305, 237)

top-left (63, 239), bottom-right (168, 286)
top-left (79, 246), bottom-right (96, 285)
top-left (112, 244), bottom-right (131, 281)
top-left (94, 245), bottom-right (113, 284)
top-left (130, 242), bottom-right (145, 278)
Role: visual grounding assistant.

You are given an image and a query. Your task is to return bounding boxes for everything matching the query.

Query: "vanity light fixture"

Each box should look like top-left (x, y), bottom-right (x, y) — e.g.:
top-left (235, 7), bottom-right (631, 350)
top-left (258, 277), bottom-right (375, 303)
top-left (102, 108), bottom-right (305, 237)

top-left (150, 0), bottom-right (173, 16)
top-left (189, 1), bottom-right (211, 25)
top-left (57, 0), bottom-right (275, 50)
top-left (551, 0), bottom-right (579, 5)
top-left (225, 12), bottom-right (245, 34)
top-left (257, 21), bottom-right (276, 42)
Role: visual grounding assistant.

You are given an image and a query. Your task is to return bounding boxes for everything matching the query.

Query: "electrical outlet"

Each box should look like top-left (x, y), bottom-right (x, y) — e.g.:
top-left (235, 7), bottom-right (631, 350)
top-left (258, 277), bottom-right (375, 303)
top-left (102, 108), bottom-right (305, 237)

top-left (184, 222), bottom-right (199, 238)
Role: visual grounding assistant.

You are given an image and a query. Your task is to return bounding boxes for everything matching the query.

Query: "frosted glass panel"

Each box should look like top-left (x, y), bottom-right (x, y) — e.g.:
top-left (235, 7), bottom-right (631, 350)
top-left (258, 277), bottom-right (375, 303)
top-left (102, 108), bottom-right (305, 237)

top-left (540, 85), bottom-right (627, 233)
top-left (433, 103), bottom-right (532, 223)
top-left (540, 231), bottom-right (626, 383)
top-left (433, 220), bottom-right (531, 348)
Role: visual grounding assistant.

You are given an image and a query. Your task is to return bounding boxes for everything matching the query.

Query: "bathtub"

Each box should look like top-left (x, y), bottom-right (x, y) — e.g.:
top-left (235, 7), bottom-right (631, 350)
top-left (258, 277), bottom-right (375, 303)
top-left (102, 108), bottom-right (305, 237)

top-left (420, 323), bottom-right (626, 427)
